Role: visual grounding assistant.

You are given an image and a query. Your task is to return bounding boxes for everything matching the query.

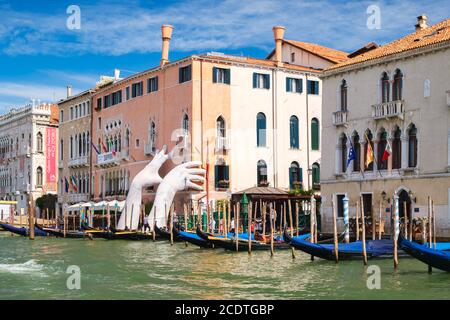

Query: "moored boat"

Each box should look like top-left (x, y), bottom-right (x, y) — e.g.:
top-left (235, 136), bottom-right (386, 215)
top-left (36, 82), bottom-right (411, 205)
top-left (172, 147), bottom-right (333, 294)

top-left (35, 224), bottom-right (90, 239)
top-left (173, 227), bottom-right (214, 248)
top-left (0, 223), bottom-right (48, 237)
top-left (399, 236), bottom-right (450, 272)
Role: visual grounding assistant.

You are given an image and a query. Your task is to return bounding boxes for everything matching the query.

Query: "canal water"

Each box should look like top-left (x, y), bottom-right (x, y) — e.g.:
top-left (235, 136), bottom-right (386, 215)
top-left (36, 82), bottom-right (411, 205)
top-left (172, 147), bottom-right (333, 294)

top-left (0, 232), bottom-right (448, 300)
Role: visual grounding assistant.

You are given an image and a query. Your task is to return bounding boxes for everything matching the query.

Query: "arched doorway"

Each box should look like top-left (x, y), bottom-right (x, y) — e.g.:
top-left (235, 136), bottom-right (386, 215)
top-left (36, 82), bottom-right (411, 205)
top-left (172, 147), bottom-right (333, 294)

top-left (398, 189), bottom-right (411, 220)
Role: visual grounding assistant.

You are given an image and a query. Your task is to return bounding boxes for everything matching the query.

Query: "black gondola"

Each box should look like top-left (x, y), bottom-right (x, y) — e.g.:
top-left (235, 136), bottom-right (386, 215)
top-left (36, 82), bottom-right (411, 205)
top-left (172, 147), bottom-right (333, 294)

top-left (173, 227), bottom-right (214, 248)
top-left (154, 225), bottom-right (182, 242)
top-left (35, 224), bottom-right (91, 239)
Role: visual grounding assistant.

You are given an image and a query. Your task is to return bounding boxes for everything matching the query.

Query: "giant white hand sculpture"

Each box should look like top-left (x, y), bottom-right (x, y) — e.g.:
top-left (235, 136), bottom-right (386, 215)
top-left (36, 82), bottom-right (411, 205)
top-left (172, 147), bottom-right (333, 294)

top-left (148, 161), bottom-right (205, 230)
top-left (117, 146), bottom-right (171, 231)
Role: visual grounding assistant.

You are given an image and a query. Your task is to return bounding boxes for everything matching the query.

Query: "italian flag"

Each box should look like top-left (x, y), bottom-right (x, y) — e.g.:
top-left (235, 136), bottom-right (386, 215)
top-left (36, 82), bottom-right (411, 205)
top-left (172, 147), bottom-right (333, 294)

top-left (382, 140), bottom-right (392, 161)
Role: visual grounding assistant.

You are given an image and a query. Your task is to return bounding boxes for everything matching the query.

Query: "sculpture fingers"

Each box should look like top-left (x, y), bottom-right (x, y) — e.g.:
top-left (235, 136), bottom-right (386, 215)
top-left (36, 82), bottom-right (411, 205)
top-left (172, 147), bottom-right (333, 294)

top-left (187, 174), bottom-right (205, 182)
top-left (181, 160), bottom-right (203, 168)
top-left (187, 168), bottom-right (206, 175)
top-left (185, 181), bottom-right (203, 191)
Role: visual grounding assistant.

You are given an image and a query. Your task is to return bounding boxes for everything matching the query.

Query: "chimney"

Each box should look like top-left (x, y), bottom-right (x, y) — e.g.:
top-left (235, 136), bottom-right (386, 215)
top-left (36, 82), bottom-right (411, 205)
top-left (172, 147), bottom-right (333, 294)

top-left (66, 85), bottom-right (72, 98)
top-left (272, 26), bottom-right (286, 67)
top-left (415, 15), bottom-right (428, 31)
top-left (114, 69), bottom-right (120, 80)
top-left (160, 24), bottom-right (174, 66)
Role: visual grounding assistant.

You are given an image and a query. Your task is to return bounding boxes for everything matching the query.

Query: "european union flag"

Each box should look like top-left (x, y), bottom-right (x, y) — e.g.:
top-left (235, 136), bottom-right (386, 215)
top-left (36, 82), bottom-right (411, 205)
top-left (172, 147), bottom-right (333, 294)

top-left (346, 145), bottom-right (356, 169)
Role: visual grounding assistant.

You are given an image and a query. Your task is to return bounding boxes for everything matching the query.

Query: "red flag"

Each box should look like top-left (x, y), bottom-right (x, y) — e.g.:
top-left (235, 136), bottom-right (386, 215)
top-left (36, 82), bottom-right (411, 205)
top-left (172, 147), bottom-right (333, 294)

top-left (382, 140), bottom-right (392, 161)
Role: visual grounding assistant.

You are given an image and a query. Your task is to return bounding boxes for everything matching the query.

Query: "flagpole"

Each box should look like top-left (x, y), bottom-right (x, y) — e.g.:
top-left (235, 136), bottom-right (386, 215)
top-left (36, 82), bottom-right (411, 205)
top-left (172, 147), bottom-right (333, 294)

top-left (346, 133), bottom-right (365, 179)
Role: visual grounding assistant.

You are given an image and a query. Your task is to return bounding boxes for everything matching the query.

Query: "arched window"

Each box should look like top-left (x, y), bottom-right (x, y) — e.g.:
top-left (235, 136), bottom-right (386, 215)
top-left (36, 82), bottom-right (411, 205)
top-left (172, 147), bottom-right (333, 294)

top-left (36, 132), bottom-right (43, 152)
top-left (256, 113), bottom-right (266, 147)
top-left (289, 116), bottom-right (299, 149)
top-left (82, 132), bottom-right (86, 156)
top-left (353, 132), bottom-right (361, 172)
top-left (340, 80), bottom-right (347, 111)
top-left (381, 72), bottom-right (390, 103)
top-left (36, 167), bottom-right (43, 187)
top-left (311, 118), bottom-right (319, 150)
top-left (216, 116), bottom-right (226, 138)
top-left (87, 132), bottom-right (90, 155)
top-left (182, 114), bottom-right (189, 133)
top-left (392, 69), bottom-right (403, 101)
top-left (78, 133), bottom-right (82, 156)
top-left (408, 124), bottom-right (417, 168)
top-left (377, 130), bottom-right (388, 170)
top-left (364, 130), bottom-right (374, 171)
top-left (125, 129), bottom-right (130, 148)
top-left (312, 163), bottom-right (320, 190)
top-left (340, 134), bottom-right (347, 173)
top-left (257, 160), bottom-right (267, 187)
top-left (392, 127), bottom-right (402, 169)
top-left (289, 161), bottom-right (302, 190)
top-left (149, 121), bottom-right (156, 149)
top-left (70, 136), bottom-right (73, 159)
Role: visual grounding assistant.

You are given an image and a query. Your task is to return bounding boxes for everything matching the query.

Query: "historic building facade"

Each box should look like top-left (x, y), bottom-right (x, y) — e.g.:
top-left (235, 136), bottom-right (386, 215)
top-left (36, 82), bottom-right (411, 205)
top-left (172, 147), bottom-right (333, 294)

top-left (320, 16), bottom-right (450, 237)
top-left (90, 25), bottom-right (347, 209)
top-left (0, 102), bottom-right (59, 214)
top-left (56, 87), bottom-right (94, 215)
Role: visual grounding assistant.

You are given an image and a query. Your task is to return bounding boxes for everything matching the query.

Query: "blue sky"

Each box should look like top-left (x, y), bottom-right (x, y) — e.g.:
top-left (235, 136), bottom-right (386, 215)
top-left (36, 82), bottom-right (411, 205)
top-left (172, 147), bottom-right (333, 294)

top-left (0, 0), bottom-right (449, 112)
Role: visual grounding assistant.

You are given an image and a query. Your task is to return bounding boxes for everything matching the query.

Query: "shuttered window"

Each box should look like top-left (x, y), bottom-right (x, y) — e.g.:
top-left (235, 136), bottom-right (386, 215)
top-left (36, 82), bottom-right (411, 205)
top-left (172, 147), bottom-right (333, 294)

top-left (147, 76), bottom-right (158, 93)
top-left (179, 65), bottom-right (192, 83)
top-left (214, 165), bottom-right (229, 188)
top-left (307, 80), bottom-right (320, 95)
top-left (256, 113), bottom-right (266, 147)
top-left (213, 67), bottom-right (231, 84)
top-left (253, 73), bottom-right (270, 89)
top-left (289, 116), bottom-right (299, 149)
top-left (311, 118), bottom-right (319, 150)
top-left (286, 78), bottom-right (303, 93)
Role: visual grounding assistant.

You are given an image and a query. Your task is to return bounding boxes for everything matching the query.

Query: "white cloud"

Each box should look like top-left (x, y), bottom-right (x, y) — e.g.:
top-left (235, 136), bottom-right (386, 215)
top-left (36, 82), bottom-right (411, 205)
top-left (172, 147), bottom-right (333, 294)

top-left (0, 0), bottom-right (449, 56)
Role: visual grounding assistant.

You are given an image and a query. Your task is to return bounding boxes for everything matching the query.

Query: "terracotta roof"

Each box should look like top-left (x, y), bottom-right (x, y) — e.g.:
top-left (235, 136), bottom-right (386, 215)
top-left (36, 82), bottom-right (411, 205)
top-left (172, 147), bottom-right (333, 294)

top-left (326, 18), bottom-right (450, 72)
top-left (282, 39), bottom-right (349, 64)
top-left (197, 54), bottom-right (322, 73)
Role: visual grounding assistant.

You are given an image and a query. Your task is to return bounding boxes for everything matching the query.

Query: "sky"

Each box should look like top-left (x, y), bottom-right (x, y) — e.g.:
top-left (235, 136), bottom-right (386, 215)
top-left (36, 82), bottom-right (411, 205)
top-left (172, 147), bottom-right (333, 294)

top-left (0, 0), bottom-right (449, 112)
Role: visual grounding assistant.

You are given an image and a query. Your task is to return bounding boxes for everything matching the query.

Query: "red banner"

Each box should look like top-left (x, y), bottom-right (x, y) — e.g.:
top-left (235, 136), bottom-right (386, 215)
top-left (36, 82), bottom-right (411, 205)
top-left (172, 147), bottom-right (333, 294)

top-left (46, 127), bottom-right (57, 183)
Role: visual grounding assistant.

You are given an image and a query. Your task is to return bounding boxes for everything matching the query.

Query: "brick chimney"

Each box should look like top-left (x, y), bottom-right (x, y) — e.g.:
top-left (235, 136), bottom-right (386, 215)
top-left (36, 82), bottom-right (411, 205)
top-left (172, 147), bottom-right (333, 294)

top-left (160, 25), bottom-right (174, 66)
top-left (272, 26), bottom-right (286, 67)
top-left (415, 15), bottom-right (428, 31)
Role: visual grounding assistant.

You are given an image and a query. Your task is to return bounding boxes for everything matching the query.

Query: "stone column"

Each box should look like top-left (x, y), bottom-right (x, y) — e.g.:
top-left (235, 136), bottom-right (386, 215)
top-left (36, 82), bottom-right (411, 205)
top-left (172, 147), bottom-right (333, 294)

top-left (335, 144), bottom-right (342, 174)
top-left (373, 139), bottom-right (379, 172)
top-left (401, 133), bottom-right (409, 169)
top-left (387, 137), bottom-right (393, 174)
top-left (360, 139), bottom-right (366, 173)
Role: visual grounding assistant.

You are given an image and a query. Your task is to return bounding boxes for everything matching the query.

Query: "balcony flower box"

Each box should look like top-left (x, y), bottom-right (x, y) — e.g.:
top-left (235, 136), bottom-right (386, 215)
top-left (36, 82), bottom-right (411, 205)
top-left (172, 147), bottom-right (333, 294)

top-left (259, 181), bottom-right (270, 187)
top-left (217, 180), bottom-right (230, 189)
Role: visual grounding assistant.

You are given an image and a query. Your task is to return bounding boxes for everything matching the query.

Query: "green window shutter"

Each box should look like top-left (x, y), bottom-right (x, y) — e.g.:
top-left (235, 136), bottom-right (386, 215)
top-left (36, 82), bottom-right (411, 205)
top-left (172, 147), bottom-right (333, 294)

top-left (253, 73), bottom-right (257, 88)
top-left (289, 167), bottom-right (294, 189)
top-left (224, 165), bottom-right (229, 180)
top-left (212, 67), bottom-right (218, 83)
top-left (225, 69), bottom-right (231, 84)
top-left (155, 76), bottom-right (159, 91)
top-left (286, 78), bottom-right (291, 92)
top-left (298, 79), bottom-right (303, 93)
top-left (264, 74), bottom-right (270, 89)
top-left (311, 119), bottom-right (319, 150)
top-left (299, 168), bottom-right (303, 183)
top-left (214, 165), bottom-right (219, 188)
top-left (315, 81), bottom-right (319, 95)
top-left (187, 65), bottom-right (192, 81)
top-left (179, 67), bottom-right (183, 83)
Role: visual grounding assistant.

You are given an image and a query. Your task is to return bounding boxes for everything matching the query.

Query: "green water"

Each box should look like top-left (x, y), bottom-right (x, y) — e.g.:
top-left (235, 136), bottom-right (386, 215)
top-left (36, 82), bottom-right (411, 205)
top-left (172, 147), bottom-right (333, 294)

top-left (0, 232), bottom-right (449, 300)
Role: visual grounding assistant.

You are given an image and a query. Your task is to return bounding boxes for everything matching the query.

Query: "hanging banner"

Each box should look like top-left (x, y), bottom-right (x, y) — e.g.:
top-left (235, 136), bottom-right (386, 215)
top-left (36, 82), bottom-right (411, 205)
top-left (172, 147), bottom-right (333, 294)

top-left (46, 127), bottom-right (57, 183)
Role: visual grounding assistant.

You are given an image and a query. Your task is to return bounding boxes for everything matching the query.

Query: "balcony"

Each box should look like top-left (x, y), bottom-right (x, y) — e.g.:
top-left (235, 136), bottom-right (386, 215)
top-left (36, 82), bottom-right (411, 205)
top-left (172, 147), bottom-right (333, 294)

top-left (372, 100), bottom-right (404, 120)
top-left (332, 110), bottom-right (348, 127)
top-left (144, 141), bottom-right (156, 156)
top-left (68, 155), bottom-right (89, 168)
top-left (68, 193), bottom-right (90, 204)
top-left (215, 136), bottom-right (230, 152)
top-left (97, 152), bottom-right (121, 167)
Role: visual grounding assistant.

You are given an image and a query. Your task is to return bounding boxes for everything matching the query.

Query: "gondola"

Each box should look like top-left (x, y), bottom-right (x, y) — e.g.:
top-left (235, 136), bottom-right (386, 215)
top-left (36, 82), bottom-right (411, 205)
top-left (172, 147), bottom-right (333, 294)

top-left (35, 224), bottom-right (91, 239)
top-left (88, 229), bottom-right (153, 240)
top-left (195, 227), bottom-right (255, 242)
top-left (399, 236), bottom-right (450, 272)
top-left (154, 225), bottom-right (183, 242)
top-left (283, 229), bottom-right (346, 245)
top-left (196, 227), bottom-right (291, 251)
top-left (0, 223), bottom-right (48, 237)
top-left (284, 233), bottom-right (407, 260)
top-left (173, 227), bottom-right (214, 248)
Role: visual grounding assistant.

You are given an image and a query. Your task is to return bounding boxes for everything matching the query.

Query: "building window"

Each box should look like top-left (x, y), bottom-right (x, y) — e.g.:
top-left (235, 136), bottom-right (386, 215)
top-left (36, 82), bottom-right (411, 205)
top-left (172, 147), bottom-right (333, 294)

top-left (340, 80), bottom-right (348, 111)
top-left (392, 127), bottom-right (402, 169)
top-left (147, 76), bottom-right (158, 93)
top-left (149, 121), bottom-right (156, 147)
top-left (96, 98), bottom-right (102, 110)
top-left (36, 167), bottom-right (43, 187)
top-left (392, 69), bottom-right (403, 101)
top-left (336, 194), bottom-right (345, 218)
top-left (60, 110), bottom-right (64, 122)
top-left (182, 114), bottom-right (189, 133)
top-left (286, 78), bottom-right (302, 93)
top-left (253, 73), bottom-right (270, 89)
top-left (312, 163), bottom-right (320, 190)
top-left (340, 134), bottom-right (347, 173)
top-left (216, 116), bottom-right (226, 138)
top-left (256, 112), bottom-right (266, 147)
top-left (36, 132), bottom-right (43, 153)
top-left (60, 139), bottom-right (64, 161)
top-left (70, 107), bottom-right (74, 119)
top-left (364, 130), bottom-right (374, 171)
top-left (257, 160), bottom-right (268, 187)
top-left (214, 164), bottom-right (229, 189)
top-left (311, 118), bottom-right (319, 150)
top-left (104, 95), bottom-right (111, 108)
top-left (408, 124), bottom-right (417, 168)
top-left (381, 72), bottom-right (390, 103)
top-left (291, 52), bottom-right (295, 63)
top-left (179, 65), bottom-right (192, 83)
top-left (307, 80), bottom-right (320, 95)
top-left (377, 130), bottom-right (388, 170)
top-left (135, 139), bottom-right (140, 148)
top-left (289, 115), bottom-right (299, 149)
top-left (362, 194), bottom-right (372, 217)
top-left (132, 81), bottom-right (143, 98)
top-left (126, 87), bottom-right (130, 100)
top-left (289, 161), bottom-right (302, 190)
top-left (213, 67), bottom-right (230, 84)
top-left (111, 90), bottom-right (122, 105)
top-left (353, 132), bottom-right (360, 172)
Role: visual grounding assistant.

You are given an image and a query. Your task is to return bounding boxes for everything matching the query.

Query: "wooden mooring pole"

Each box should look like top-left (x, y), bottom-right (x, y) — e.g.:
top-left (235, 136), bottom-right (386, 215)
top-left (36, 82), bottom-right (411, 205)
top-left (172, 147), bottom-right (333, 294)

top-left (360, 196), bottom-right (368, 266)
top-left (332, 197), bottom-right (338, 263)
